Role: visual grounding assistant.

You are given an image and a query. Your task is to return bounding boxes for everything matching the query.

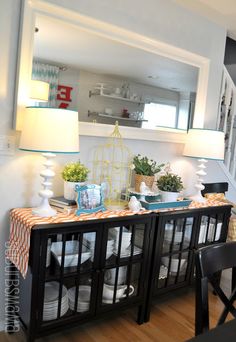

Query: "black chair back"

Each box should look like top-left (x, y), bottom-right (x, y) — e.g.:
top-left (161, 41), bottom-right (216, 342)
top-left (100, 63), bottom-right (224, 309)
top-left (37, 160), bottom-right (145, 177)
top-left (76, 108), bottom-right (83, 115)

top-left (201, 182), bottom-right (228, 196)
top-left (195, 242), bottom-right (236, 335)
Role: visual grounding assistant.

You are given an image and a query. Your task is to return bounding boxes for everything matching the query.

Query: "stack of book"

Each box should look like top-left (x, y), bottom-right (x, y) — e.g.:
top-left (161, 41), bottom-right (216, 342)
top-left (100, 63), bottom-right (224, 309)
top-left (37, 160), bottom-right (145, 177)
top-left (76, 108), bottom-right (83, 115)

top-left (49, 196), bottom-right (77, 214)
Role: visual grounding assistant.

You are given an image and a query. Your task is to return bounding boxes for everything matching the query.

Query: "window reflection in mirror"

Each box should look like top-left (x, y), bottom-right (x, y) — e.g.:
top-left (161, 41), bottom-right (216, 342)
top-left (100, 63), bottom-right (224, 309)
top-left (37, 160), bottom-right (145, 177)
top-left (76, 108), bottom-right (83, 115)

top-left (31, 14), bottom-right (199, 130)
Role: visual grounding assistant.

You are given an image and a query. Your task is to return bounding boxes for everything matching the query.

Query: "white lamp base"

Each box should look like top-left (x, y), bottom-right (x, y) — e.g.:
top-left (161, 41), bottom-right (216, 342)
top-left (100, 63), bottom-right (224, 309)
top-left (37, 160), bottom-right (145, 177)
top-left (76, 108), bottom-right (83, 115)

top-left (32, 201), bottom-right (57, 217)
top-left (190, 158), bottom-right (207, 203)
top-left (32, 152), bottom-right (57, 217)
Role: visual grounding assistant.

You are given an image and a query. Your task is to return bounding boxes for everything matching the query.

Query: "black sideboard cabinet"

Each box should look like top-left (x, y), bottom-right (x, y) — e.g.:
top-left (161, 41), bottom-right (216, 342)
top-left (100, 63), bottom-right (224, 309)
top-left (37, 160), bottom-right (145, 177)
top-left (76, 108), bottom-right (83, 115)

top-left (9, 205), bottom-right (232, 341)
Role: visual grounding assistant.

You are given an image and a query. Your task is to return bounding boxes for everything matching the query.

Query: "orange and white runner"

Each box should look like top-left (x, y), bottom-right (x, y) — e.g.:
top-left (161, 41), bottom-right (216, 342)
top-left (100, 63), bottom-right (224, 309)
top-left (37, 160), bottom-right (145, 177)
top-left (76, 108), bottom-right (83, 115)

top-left (7, 200), bottom-right (227, 278)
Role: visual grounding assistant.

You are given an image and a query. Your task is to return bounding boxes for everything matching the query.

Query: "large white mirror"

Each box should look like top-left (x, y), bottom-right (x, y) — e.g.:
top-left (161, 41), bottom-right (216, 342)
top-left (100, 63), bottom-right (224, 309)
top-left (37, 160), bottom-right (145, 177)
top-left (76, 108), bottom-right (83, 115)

top-left (14, 0), bottom-right (209, 142)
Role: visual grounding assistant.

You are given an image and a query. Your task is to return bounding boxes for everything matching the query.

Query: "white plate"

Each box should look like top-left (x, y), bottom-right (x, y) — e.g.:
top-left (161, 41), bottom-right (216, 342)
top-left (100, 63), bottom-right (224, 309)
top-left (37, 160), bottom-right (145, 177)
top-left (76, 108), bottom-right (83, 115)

top-left (44, 282), bottom-right (67, 303)
top-left (69, 302), bottom-right (89, 312)
top-left (68, 286), bottom-right (91, 302)
top-left (43, 302), bottom-right (69, 321)
top-left (44, 300), bottom-right (68, 310)
top-left (44, 298), bottom-right (68, 310)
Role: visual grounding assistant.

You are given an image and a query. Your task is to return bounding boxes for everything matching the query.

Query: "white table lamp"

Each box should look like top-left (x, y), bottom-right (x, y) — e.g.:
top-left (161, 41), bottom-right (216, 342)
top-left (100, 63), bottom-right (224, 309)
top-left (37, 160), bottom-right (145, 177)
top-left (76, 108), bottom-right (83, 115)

top-left (30, 80), bottom-right (49, 101)
top-left (19, 107), bottom-right (79, 217)
top-left (183, 128), bottom-right (225, 202)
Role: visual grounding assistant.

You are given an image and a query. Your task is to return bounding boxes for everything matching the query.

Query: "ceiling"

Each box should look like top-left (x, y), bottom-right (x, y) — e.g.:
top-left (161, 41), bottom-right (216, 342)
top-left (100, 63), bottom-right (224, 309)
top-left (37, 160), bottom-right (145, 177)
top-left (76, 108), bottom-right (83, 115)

top-left (174, 0), bottom-right (236, 40)
top-left (33, 15), bottom-right (198, 93)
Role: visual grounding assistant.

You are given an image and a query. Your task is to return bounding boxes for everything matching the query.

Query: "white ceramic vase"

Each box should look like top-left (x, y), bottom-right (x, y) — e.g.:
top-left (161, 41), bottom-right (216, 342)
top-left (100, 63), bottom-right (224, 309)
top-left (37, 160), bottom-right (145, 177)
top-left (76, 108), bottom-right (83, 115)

top-left (160, 190), bottom-right (179, 202)
top-left (64, 181), bottom-right (85, 200)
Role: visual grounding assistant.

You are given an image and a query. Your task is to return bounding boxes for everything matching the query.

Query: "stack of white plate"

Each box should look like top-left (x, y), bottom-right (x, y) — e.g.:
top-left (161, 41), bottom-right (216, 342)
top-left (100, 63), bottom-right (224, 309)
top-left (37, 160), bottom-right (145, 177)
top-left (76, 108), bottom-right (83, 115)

top-left (68, 285), bottom-right (91, 313)
top-left (43, 282), bottom-right (69, 321)
top-left (46, 243), bottom-right (51, 267)
top-left (106, 239), bottom-right (114, 259)
top-left (83, 233), bottom-right (114, 260)
top-left (83, 233), bottom-right (96, 261)
top-left (133, 229), bottom-right (144, 248)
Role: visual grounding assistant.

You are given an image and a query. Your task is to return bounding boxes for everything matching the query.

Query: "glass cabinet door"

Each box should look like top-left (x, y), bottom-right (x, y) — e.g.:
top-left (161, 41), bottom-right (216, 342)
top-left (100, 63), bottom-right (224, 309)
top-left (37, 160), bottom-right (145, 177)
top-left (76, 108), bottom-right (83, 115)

top-left (98, 220), bottom-right (150, 309)
top-left (38, 227), bottom-right (101, 326)
top-left (156, 215), bottom-right (195, 291)
top-left (198, 214), bottom-right (223, 245)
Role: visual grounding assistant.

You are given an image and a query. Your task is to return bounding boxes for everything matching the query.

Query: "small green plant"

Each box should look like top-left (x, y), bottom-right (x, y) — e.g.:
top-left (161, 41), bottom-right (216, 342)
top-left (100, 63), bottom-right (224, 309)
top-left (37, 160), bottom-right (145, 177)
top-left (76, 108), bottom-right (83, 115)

top-left (132, 154), bottom-right (165, 176)
top-left (157, 172), bottom-right (184, 192)
top-left (62, 161), bottom-right (89, 182)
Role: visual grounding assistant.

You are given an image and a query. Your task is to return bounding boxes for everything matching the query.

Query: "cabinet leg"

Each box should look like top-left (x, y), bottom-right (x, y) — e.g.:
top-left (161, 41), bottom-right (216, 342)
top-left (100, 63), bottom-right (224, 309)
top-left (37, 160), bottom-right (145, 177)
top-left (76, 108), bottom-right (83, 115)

top-left (27, 332), bottom-right (35, 342)
top-left (144, 307), bottom-right (151, 323)
top-left (137, 304), bottom-right (145, 324)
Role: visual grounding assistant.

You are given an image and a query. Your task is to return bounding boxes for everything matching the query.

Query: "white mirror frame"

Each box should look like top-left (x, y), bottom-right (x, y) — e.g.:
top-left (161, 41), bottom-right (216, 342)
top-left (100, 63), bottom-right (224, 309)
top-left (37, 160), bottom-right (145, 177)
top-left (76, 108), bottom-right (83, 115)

top-left (14, 0), bottom-right (210, 144)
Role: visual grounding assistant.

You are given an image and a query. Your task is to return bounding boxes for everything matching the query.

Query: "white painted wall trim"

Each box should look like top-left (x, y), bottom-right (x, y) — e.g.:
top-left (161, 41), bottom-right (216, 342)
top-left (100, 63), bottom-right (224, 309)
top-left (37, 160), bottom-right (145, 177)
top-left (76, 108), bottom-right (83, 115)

top-left (14, 0), bottom-right (210, 136)
top-left (218, 161), bottom-right (236, 191)
top-left (79, 122), bottom-right (187, 143)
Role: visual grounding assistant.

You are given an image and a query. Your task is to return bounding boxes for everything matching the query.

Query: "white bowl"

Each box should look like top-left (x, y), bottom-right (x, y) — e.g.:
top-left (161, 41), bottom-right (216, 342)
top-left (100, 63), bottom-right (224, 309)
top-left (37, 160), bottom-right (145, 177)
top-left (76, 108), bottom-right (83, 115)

top-left (51, 241), bottom-right (91, 267)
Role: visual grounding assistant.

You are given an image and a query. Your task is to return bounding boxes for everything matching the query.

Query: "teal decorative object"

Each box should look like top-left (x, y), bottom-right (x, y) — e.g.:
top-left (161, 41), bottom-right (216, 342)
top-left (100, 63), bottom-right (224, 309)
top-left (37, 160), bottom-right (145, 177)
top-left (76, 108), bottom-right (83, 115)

top-left (75, 184), bottom-right (106, 215)
top-left (140, 198), bottom-right (191, 210)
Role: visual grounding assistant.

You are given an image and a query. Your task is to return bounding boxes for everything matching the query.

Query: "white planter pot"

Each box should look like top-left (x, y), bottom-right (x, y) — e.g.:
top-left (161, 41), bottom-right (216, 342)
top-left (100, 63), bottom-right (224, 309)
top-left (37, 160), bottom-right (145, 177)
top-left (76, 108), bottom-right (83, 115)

top-left (64, 181), bottom-right (85, 200)
top-left (160, 190), bottom-right (179, 202)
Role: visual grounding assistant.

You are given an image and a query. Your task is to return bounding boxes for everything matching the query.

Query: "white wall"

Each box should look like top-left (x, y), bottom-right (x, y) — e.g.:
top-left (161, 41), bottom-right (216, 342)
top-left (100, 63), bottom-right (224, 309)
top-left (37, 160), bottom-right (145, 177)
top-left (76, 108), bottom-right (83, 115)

top-left (0, 0), bottom-right (233, 328)
top-left (58, 67), bottom-right (180, 127)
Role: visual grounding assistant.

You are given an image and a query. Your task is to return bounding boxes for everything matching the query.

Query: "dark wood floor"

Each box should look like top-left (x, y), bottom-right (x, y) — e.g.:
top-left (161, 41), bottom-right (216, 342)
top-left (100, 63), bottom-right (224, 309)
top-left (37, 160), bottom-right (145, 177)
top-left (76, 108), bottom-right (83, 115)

top-left (0, 272), bottom-right (233, 342)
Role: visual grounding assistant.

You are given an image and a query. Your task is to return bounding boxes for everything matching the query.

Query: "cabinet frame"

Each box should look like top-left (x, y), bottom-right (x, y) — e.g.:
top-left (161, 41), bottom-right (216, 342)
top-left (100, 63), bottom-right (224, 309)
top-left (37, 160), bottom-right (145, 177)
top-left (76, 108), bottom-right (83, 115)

top-left (144, 205), bottom-right (232, 322)
top-left (15, 214), bottom-right (156, 341)
top-left (8, 205), bottom-right (232, 341)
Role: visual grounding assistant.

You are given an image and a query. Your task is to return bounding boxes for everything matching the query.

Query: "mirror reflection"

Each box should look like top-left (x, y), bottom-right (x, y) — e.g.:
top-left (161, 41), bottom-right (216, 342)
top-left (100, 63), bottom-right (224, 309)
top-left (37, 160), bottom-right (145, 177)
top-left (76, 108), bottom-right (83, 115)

top-left (32, 14), bottom-right (199, 130)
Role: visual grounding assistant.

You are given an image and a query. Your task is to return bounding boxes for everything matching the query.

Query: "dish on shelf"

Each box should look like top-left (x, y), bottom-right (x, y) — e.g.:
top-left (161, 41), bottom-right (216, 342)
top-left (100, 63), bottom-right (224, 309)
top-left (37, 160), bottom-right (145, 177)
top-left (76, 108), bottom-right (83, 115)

top-left (164, 231), bottom-right (183, 243)
top-left (46, 243), bottom-right (51, 267)
top-left (51, 241), bottom-right (91, 267)
top-left (128, 188), bottom-right (161, 202)
top-left (43, 282), bottom-right (69, 321)
top-left (161, 256), bottom-right (187, 274)
top-left (128, 188), bottom-right (159, 197)
top-left (83, 233), bottom-right (114, 260)
top-left (68, 285), bottom-right (91, 312)
top-left (110, 93), bottom-right (124, 98)
top-left (113, 245), bottom-right (142, 258)
top-left (159, 265), bottom-right (168, 279)
top-left (102, 298), bottom-right (120, 304)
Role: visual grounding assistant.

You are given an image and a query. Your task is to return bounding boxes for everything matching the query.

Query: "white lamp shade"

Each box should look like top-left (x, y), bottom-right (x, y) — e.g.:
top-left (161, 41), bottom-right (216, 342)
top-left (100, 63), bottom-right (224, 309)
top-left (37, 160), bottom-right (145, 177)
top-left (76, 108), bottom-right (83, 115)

top-left (19, 107), bottom-right (79, 153)
top-left (183, 128), bottom-right (224, 160)
top-left (30, 80), bottom-right (49, 101)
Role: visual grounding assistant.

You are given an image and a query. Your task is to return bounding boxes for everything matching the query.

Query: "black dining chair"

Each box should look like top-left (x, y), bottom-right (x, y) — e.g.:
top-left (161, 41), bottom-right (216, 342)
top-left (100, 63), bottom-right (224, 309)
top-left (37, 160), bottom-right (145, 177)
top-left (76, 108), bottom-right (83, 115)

top-left (195, 242), bottom-right (236, 336)
top-left (201, 182), bottom-right (228, 196)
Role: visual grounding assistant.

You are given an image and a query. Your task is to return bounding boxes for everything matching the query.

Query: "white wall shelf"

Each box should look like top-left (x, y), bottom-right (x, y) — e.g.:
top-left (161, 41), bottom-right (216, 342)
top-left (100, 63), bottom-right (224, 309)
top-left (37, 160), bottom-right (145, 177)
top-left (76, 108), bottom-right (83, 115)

top-left (89, 91), bottom-right (145, 105)
top-left (88, 111), bottom-right (147, 122)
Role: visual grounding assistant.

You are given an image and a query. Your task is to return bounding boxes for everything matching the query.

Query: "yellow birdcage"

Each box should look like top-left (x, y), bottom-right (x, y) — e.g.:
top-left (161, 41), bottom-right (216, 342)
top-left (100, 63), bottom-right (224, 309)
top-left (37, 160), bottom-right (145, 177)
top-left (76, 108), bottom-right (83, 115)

top-left (92, 122), bottom-right (132, 209)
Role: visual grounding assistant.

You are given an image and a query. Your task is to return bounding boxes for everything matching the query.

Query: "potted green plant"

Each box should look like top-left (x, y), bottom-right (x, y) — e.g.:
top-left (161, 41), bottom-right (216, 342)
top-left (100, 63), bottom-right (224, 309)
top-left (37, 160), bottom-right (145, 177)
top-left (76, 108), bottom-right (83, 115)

top-left (156, 172), bottom-right (184, 202)
top-left (62, 161), bottom-right (89, 200)
top-left (132, 154), bottom-right (165, 192)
